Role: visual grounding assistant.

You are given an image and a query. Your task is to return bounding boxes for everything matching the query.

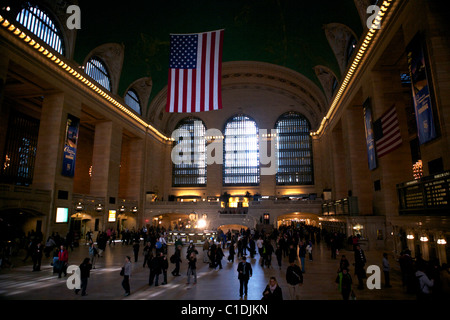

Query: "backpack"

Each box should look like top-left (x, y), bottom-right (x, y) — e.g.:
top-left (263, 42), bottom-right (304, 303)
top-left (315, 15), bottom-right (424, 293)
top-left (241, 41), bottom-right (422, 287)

top-left (170, 254), bottom-right (176, 263)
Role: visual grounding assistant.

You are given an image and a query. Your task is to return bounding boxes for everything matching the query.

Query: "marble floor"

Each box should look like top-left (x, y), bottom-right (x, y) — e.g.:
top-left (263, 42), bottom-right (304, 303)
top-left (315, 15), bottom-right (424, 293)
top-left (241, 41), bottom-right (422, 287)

top-left (0, 239), bottom-right (418, 301)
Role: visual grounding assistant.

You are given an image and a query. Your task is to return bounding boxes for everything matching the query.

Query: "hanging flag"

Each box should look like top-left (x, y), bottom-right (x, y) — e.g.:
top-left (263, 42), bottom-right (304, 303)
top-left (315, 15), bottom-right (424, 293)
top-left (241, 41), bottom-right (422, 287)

top-left (373, 105), bottom-right (402, 158)
top-left (363, 98), bottom-right (377, 170)
top-left (166, 29), bottom-right (224, 113)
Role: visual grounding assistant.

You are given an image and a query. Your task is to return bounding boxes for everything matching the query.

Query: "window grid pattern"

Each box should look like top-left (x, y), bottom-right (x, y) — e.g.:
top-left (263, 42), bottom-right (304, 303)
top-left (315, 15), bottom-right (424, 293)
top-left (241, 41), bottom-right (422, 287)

top-left (223, 115), bottom-right (260, 185)
top-left (125, 89), bottom-right (141, 115)
top-left (276, 112), bottom-right (313, 185)
top-left (172, 118), bottom-right (207, 187)
top-left (85, 57), bottom-right (112, 91)
top-left (16, 4), bottom-right (64, 54)
top-left (0, 111), bottom-right (40, 186)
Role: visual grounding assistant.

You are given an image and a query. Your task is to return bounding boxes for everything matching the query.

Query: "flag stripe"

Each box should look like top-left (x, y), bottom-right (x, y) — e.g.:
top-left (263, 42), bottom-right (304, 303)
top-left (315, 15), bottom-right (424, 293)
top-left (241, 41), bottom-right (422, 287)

top-left (166, 29), bottom-right (224, 113)
top-left (375, 106), bottom-right (402, 158)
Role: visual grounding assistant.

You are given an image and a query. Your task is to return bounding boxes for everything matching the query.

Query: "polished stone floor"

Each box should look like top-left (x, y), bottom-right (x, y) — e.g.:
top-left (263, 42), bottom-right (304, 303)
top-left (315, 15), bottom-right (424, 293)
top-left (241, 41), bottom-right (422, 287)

top-left (0, 240), bottom-right (416, 301)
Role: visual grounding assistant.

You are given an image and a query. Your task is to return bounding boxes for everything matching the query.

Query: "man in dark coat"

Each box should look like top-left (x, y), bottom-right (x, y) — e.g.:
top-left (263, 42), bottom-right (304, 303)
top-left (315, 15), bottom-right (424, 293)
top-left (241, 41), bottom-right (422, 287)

top-left (237, 256), bottom-right (252, 298)
top-left (354, 244), bottom-right (367, 289)
top-left (75, 257), bottom-right (92, 296)
top-left (32, 242), bottom-right (43, 271)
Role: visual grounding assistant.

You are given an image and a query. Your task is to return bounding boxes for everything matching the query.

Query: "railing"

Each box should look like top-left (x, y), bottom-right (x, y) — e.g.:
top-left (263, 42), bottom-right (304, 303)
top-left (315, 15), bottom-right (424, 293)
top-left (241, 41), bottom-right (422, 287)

top-left (322, 197), bottom-right (358, 216)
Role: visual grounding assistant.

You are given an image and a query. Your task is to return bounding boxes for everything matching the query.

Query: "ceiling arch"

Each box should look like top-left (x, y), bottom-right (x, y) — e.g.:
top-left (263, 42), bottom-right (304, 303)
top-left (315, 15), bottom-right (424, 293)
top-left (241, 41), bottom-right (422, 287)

top-left (148, 61), bottom-right (328, 134)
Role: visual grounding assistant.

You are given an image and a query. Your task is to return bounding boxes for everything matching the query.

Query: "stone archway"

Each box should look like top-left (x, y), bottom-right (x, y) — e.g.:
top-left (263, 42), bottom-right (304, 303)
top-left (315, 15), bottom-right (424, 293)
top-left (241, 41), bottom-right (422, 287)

top-left (0, 208), bottom-right (45, 241)
top-left (277, 212), bottom-right (321, 228)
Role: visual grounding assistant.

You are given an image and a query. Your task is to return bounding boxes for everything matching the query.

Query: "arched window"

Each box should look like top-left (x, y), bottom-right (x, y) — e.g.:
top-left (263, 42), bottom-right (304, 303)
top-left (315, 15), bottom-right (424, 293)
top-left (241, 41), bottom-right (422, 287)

top-left (275, 112), bottom-right (313, 185)
top-left (124, 89), bottom-right (141, 115)
top-left (85, 56), bottom-right (112, 91)
top-left (223, 115), bottom-right (259, 185)
top-left (172, 117), bottom-right (207, 186)
top-left (16, 2), bottom-right (64, 55)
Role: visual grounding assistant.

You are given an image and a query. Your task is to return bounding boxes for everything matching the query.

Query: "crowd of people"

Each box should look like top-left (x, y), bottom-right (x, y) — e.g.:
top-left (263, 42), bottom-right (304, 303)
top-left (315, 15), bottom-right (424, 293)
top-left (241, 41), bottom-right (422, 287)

top-left (2, 223), bottom-right (450, 301)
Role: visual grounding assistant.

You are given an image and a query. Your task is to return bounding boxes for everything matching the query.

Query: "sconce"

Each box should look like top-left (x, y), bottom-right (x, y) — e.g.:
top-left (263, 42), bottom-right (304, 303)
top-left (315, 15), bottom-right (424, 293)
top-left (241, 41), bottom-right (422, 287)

top-left (75, 202), bottom-right (83, 212)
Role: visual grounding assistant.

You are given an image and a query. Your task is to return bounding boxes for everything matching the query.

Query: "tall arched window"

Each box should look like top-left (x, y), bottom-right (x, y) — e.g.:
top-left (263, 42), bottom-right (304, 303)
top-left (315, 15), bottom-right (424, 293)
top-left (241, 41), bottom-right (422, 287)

top-left (124, 89), bottom-right (141, 115)
top-left (85, 56), bottom-right (112, 91)
top-left (275, 112), bottom-right (313, 185)
top-left (16, 2), bottom-right (64, 55)
top-left (223, 115), bottom-right (259, 185)
top-left (172, 117), bottom-right (207, 187)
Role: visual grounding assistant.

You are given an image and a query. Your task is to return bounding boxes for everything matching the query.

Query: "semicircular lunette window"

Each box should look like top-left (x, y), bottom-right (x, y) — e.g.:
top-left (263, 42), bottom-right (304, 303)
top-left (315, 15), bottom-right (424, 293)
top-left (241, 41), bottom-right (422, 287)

top-left (85, 57), bottom-right (112, 91)
top-left (16, 3), bottom-right (64, 55)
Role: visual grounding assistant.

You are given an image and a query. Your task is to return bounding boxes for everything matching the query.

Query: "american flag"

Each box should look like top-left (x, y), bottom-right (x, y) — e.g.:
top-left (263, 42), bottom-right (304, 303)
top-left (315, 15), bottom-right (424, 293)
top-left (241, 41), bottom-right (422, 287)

top-left (373, 105), bottom-right (402, 158)
top-left (166, 29), bottom-right (224, 113)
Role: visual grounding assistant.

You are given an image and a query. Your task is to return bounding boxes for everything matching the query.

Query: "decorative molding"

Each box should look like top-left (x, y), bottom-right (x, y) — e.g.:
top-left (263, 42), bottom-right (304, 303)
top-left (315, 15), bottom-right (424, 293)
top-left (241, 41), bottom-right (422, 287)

top-left (323, 23), bottom-right (358, 75)
top-left (313, 65), bottom-right (339, 103)
top-left (353, 0), bottom-right (372, 28)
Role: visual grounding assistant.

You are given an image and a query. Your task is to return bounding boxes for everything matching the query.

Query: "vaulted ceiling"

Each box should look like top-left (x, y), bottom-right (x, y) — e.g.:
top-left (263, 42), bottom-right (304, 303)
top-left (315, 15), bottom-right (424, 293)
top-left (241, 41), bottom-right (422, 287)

top-left (73, 0), bottom-right (364, 115)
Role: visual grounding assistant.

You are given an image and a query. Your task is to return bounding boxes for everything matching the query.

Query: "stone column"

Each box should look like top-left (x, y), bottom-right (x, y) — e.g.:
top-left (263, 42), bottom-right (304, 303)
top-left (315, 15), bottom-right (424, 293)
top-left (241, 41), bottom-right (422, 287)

top-left (341, 106), bottom-right (373, 215)
top-left (330, 120), bottom-right (348, 200)
top-left (90, 121), bottom-right (123, 228)
top-left (33, 92), bottom-right (81, 235)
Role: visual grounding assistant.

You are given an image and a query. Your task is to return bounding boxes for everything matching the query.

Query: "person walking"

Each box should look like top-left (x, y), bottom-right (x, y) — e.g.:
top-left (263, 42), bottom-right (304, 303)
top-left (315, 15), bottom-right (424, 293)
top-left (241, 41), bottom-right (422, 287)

top-left (354, 244), bottom-right (366, 290)
top-left (306, 240), bottom-right (313, 261)
top-left (382, 252), bottom-right (392, 288)
top-left (228, 240), bottom-right (236, 263)
top-left (142, 242), bottom-right (151, 268)
top-left (160, 251), bottom-right (168, 285)
top-left (88, 242), bottom-right (98, 269)
top-left (32, 242), bottom-right (43, 271)
top-left (186, 252), bottom-right (197, 285)
top-left (336, 267), bottom-right (353, 300)
top-left (237, 256), bottom-right (252, 298)
top-left (148, 252), bottom-right (158, 286)
top-left (416, 263), bottom-right (434, 300)
top-left (215, 246), bottom-right (224, 270)
top-left (57, 245), bottom-right (69, 278)
top-left (133, 241), bottom-right (140, 262)
top-left (339, 255), bottom-right (350, 272)
top-left (275, 244), bottom-right (283, 270)
top-left (298, 241), bottom-right (306, 273)
top-left (171, 245), bottom-right (182, 276)
top-left (122, 256), bottom-right (132, 296)
top-left (75, 257), bottom-right (92, 296)
top-left (286, 259), bottom-right (303, 300)
top-left (203, 240), bottom-right (210, 263)
top-left (262, 277), bottom-right (283, 301)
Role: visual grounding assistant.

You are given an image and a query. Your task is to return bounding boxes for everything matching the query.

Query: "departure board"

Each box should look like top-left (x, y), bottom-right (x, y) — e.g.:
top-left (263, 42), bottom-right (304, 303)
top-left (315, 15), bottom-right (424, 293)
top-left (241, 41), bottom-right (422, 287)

top-left (397, 171), bottom-right (450, 214)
